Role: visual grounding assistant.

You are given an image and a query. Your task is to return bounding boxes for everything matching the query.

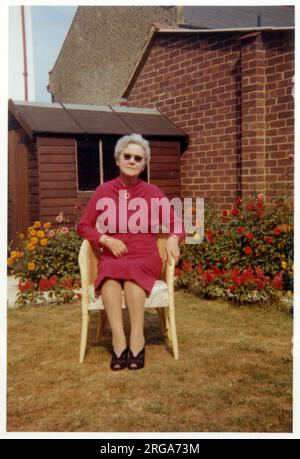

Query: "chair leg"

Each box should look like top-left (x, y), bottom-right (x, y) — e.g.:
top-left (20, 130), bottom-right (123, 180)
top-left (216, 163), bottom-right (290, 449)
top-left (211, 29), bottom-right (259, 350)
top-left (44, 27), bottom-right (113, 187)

top-left (96, 310), bottom-right (107, 343)
top-left (168, 305), bottom-right (179, 360)
top-left (79, 313), bottom-right (90, 363)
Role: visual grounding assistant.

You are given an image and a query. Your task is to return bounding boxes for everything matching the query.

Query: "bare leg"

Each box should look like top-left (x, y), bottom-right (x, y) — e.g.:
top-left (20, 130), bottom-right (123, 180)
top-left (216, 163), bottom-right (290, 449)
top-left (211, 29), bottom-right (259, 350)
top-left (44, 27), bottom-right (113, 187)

top-left (123, 280), bottom-right (146, 356)
top-left (101, 279), bottom-right (127, 357)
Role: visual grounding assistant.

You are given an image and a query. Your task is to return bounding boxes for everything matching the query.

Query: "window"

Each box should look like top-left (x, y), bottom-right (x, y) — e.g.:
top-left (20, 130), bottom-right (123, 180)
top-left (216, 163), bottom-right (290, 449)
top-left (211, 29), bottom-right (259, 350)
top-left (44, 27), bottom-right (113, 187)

top-left (76, 138), bottom-right (149, 192)
top-left (76, 138), bottom-right (100, 191)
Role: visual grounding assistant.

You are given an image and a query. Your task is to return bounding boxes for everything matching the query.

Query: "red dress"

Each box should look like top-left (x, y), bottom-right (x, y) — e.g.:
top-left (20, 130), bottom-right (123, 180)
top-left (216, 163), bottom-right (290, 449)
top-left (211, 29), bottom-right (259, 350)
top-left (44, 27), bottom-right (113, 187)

top-left (77, 177), bottom-right (185, 295)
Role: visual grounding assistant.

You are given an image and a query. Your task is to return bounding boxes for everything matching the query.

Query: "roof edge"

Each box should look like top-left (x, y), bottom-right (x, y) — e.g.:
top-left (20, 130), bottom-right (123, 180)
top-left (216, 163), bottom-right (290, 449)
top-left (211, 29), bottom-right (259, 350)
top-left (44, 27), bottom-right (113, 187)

top-left (48, 7), bottom-right (80, 78)
top-left (122, 25), bottom-right (294, 98)
top-left (8, 99), bottom-right (34, 138)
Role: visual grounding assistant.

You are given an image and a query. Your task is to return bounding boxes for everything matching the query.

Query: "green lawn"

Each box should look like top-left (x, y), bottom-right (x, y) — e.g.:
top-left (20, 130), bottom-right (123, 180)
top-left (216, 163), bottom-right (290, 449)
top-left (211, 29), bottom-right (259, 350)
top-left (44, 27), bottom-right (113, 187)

top-left (7, 290), bottom-right (293, 432)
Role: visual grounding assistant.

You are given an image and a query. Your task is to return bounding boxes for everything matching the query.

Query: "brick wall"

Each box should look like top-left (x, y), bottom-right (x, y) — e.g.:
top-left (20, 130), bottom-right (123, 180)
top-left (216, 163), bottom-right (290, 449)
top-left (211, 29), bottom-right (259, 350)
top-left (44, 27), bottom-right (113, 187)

top-left (126, 30), bottom-right (294, 207)
top-left (49, 6), bottom-right (177, 104)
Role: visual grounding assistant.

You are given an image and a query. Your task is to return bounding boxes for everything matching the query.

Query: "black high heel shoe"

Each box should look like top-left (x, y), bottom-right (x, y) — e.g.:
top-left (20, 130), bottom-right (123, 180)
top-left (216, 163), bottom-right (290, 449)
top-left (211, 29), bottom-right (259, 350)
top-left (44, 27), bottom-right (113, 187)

top-left (127, 347), bottom-right (145, 370)
top-left (110, 347), bottom-right (128, 371)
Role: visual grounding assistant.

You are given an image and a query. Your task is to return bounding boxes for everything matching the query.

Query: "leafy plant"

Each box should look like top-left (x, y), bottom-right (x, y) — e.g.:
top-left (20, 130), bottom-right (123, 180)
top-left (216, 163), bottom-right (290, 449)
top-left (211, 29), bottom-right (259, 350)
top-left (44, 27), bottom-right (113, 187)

top-left (176, 193), bottom-right (293, 309)
top-left (8, 212), bottom-right (83, 307)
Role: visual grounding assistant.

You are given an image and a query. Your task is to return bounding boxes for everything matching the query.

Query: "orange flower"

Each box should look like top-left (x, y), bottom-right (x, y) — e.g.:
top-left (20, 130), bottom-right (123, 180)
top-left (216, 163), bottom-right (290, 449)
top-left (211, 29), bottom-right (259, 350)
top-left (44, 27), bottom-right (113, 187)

top-left (26, 243), bottom-right (35, 251)
top-left (7, 257), bottom-right (14, 266)
top-left (27, 262), bottom-right (36, 271)
top-left (18, 233), bottom-right (25, 240)
top-left (40, 238), bottom-right (48, 246)
top-left (37, 230), bottom-right (45, 238)
top-left (29, 228), bottom-right (36, 237)
top-left (31, 237), bottom-right (38, 244)
top-left (43, 222), bottom-right (51, 230)
top-left (33, 221), bottom-right (41, 229)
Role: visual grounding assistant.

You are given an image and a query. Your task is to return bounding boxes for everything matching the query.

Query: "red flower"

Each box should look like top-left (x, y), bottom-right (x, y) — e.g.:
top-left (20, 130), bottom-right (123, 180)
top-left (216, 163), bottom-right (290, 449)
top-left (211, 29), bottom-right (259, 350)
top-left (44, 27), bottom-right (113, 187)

top-left (247, 203), bottom-right (255, 211)
top-left (257, 193), bottom-right (264, 202)
top-left (256, 202), bottom-right (263, 210)
top-left (18, 280), bottom-right (34, 292)
top-left (231, 208), bottom-right (239, 217)
top-left (264, 236), bottom-right (273, 244)
top-left (243, 246), bottom-right (253, 256)
top-left (256, 210), bottom-right (263, 218)
top-left (49, 275), bottom-right (58, 288)
top-left (246, 233), bottom-right (254, 241)
top-left (272, 272), bottom-right (284, 289)
top-left (205, 229), bottom-right (216, 245)
top-left (212, 265), bottom-right (222, 276)
top-left (221, 256), bottom-right (227, 263)
top-left (196, 264), bottom-right (204, 275)
top-left (182, 262), bottom-right (192, 272)
top-left (61, 278), bottom-right (73, 288)
top-left (237, 226), bottom-right (245, 235)
top-left (273, 227), bottom-right (282, 236)
top-left (175, 268), bottom-right (182, 277)
top-left (74, 202), bottom-right (83, 210)
top-left (39, 278), bottom-right (50, 291)
top-left (235, 198), bottom-right (242, 206)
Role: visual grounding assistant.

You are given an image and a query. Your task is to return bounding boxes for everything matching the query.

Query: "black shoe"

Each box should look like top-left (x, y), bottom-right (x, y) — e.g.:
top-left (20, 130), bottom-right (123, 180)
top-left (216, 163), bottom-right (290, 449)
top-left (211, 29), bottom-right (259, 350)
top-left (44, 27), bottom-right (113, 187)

top-left (110, 347), bottom-right (128, 371)
top-left (127, 347), bottom-right (145, 370)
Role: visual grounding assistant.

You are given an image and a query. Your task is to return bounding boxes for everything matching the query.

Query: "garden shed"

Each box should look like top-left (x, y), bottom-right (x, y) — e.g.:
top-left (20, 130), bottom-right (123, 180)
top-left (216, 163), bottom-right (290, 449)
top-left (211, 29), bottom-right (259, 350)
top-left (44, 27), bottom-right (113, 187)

top-left (8, 99), bottom-right (187, 246)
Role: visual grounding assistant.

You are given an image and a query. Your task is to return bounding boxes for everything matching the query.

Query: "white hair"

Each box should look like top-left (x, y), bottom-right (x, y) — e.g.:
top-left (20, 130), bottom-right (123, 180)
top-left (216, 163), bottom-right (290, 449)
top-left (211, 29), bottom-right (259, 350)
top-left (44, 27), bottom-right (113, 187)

top-left (114, 133), bottom-right (151, 164)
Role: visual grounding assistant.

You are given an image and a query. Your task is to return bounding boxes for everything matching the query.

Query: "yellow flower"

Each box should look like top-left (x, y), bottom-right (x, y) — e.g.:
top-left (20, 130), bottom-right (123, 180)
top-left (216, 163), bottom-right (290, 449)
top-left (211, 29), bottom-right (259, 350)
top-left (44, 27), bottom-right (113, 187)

top-left (193, 232), bottom-right (201, 240)
top-left (27, 262), bottom-right (36, 271)
top-left (26, 243), bottom-right (35, 251)
top-left (7, 257), bottom-right (14, 266)
top-left (33, 221), bottom-right (41, 229)
top-left (18, 233), bottom-right (25, 240)
top-left (29, 228), bottom-right (36, 237)
top-left (31, 237), bottom-right (38, 244)
top-left (37, 230), bottom-right (45, 238)
top-left (40, 238), bottom-right (48, 246)
top-left (11, 251), bottom-right (19, 259)
top-left (43, 222), bottom-right (51, 229)
top-left (281, 261), bottom-right (287, 269)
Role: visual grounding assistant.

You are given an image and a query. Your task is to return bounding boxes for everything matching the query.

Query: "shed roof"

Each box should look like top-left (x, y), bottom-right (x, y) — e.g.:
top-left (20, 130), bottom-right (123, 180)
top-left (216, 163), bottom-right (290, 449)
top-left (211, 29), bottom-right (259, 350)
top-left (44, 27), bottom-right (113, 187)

top-left (8, 99), bottom-right (187, 139)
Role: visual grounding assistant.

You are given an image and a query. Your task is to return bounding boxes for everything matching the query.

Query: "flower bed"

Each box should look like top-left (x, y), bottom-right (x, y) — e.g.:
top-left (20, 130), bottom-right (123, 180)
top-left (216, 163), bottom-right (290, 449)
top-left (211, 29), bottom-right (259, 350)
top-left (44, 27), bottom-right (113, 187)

top-left (175, 194), bottom-right (293, 310)
top-left (8, 212), bottom-right (83, 308)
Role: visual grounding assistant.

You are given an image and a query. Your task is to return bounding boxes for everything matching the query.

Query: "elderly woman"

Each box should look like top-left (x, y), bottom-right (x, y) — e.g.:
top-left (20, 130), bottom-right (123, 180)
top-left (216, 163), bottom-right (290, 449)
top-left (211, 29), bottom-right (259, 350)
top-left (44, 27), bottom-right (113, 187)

top-left (77, 133), bottom-right (185, 370)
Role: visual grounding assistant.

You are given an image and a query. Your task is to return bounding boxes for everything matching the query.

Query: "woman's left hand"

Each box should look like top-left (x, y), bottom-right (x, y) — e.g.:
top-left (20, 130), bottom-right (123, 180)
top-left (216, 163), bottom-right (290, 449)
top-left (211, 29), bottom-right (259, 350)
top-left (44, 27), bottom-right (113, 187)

top-left (165, 236), bottom-right (180, 265)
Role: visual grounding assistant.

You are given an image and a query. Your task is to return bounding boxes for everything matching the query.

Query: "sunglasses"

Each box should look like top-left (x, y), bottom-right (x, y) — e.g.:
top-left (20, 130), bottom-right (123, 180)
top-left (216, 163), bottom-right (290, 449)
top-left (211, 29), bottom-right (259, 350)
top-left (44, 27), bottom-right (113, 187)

top-left (122, 153), bottom-right (144, 163)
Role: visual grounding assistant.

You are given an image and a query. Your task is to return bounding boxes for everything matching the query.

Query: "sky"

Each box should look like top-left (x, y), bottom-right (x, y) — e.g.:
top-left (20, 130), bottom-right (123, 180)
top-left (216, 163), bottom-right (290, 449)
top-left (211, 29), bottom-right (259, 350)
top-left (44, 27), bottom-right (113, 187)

top-left (31, 5), bottom-right (78, 102)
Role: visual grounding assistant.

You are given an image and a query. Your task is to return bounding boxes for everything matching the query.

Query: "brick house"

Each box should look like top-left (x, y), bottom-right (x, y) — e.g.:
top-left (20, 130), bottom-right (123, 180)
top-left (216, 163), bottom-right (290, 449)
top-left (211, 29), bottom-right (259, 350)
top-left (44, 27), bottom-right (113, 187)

top-left (122, 25), bottom-right (294, 207)
top-left (48, 5), bottom-right (294, 106)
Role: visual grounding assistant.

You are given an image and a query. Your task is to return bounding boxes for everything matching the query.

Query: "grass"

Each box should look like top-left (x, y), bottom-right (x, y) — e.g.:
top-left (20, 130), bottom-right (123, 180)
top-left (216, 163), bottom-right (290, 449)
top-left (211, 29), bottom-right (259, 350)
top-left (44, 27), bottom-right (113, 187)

top-left (7, 290), bottom-right (293, 432)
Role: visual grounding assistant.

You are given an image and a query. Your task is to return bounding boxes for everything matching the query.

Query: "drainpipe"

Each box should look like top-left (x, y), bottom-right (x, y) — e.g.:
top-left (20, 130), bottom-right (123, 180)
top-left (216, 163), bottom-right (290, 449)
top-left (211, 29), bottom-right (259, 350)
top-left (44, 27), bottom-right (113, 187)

top-left (21, 5), bottom-right (28, 101)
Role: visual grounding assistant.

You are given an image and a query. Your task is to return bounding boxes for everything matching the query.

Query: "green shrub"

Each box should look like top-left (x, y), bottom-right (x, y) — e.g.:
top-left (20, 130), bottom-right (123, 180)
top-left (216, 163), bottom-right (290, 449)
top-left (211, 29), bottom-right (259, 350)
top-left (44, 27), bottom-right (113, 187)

top-left (176, 193), bottom-right (293, 308)
top-left (8, 212), bottom-right (82, 307)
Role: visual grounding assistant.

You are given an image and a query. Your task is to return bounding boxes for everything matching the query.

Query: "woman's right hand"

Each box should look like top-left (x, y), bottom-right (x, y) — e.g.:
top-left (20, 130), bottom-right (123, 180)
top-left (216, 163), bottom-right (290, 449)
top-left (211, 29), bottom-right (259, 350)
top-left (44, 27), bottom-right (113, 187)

top-left (99, 235), bottom-right (128, 257)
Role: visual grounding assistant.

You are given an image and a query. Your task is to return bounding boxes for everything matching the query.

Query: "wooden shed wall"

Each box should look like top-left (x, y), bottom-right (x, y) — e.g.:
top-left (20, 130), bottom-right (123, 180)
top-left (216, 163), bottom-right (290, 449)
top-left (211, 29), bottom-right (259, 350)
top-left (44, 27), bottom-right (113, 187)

top-left (28, 139), bottom-right (39, 226)
top-left (149, 140), bottom-right (181, 199)
top-left (37, 137), bottom-right (182, 225)
top-left (37, 136), bottom-right (78, 223)
top-left (8, 128), bottom-right (31, 246)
